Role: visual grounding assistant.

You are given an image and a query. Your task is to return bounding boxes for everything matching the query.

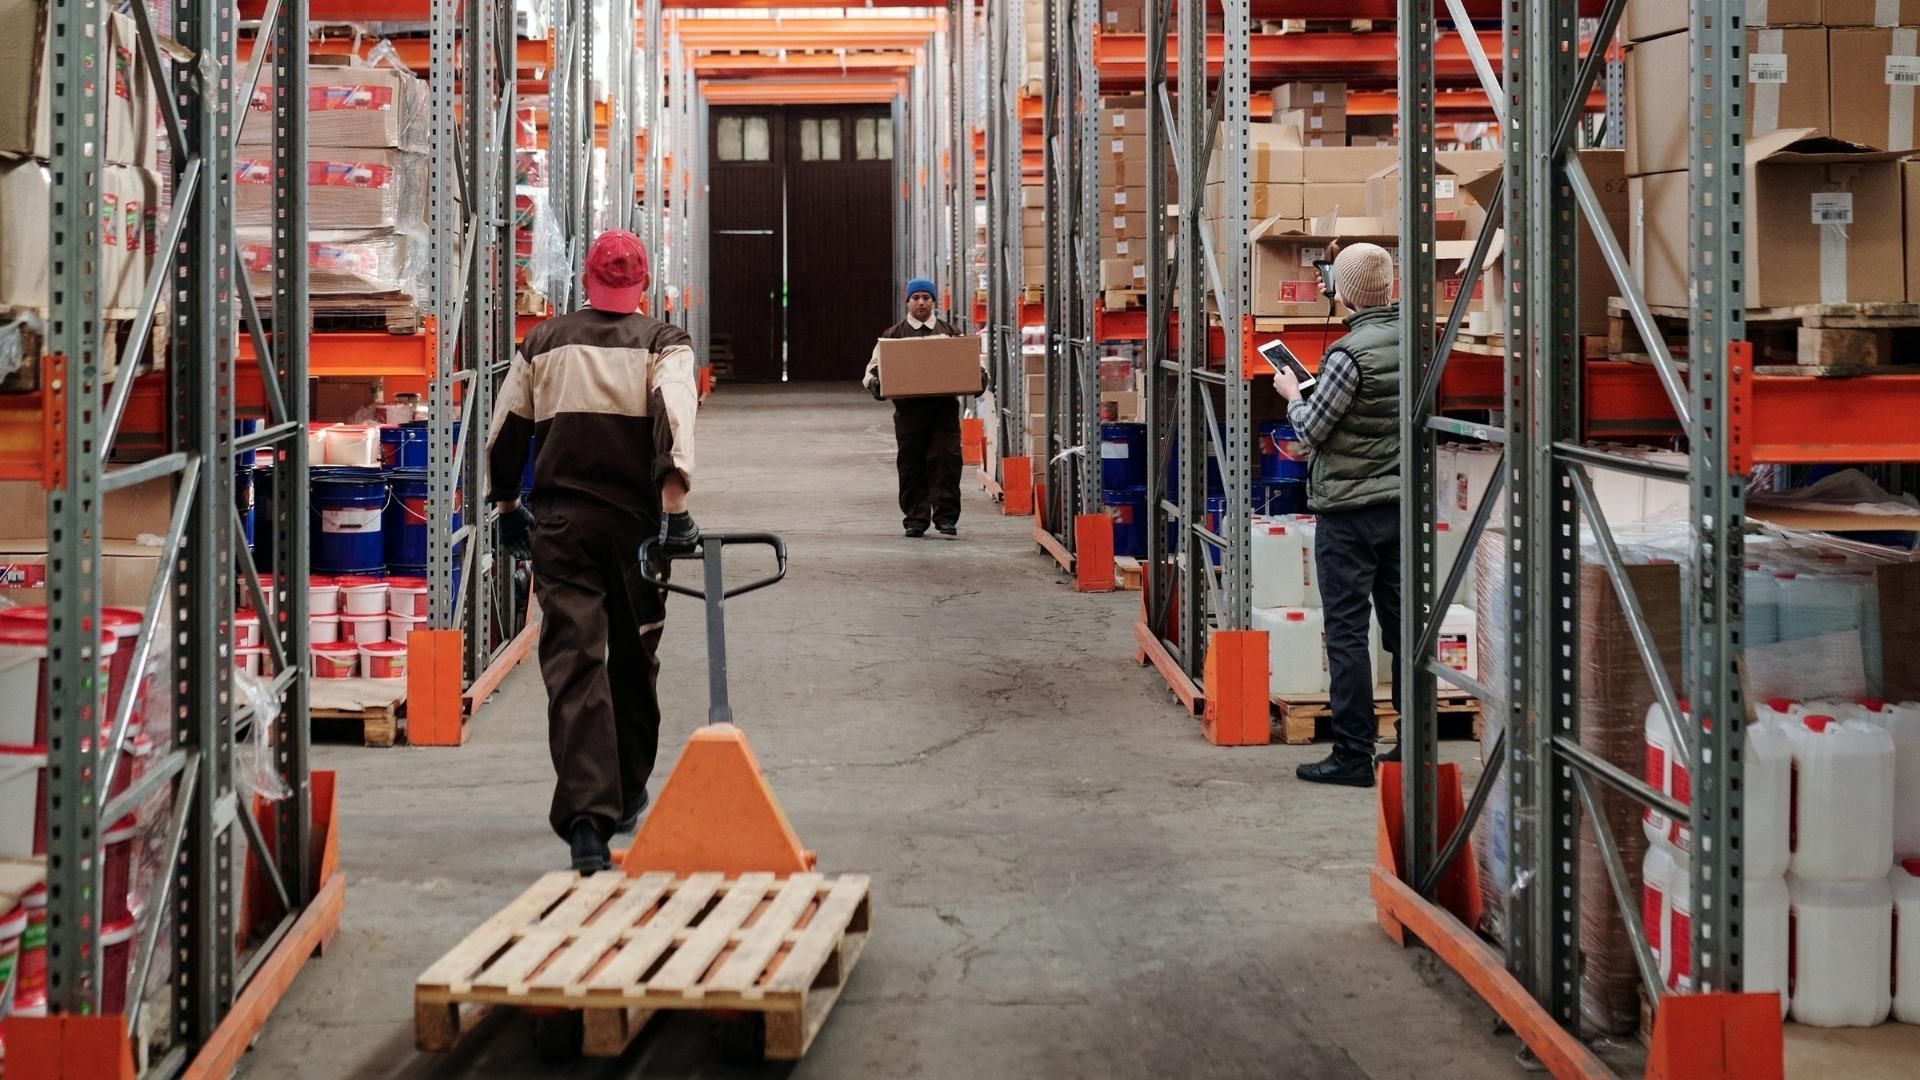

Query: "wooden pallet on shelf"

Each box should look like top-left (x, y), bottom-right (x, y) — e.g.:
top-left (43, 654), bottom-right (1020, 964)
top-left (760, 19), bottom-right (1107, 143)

top-left (311, 700), bottom-right (401, 747)
top-left (1606, 297), bottom-right (1920, 376)
top-left (1114, 556), bottom-right (1143, 591)
top-left (414, 871), bottom-right (871, 1062)
top-left (1271, 689), bottom-right (1480, 747)
top-left (1102, 289), bottom-right (1144, 312)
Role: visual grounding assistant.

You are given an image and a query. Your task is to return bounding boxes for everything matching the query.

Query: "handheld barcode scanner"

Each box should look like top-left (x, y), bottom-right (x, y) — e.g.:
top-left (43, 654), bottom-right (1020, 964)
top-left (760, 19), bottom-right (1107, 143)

top-left (1313, 258), bottom-right (1336, 301)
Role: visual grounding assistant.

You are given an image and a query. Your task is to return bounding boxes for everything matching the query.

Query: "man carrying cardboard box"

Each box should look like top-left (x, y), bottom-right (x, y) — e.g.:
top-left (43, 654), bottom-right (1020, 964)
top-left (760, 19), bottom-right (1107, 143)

top-left (862, 278), bottom-right (983, 538)
top-left (1271, 243), bottom-right (1403, 788)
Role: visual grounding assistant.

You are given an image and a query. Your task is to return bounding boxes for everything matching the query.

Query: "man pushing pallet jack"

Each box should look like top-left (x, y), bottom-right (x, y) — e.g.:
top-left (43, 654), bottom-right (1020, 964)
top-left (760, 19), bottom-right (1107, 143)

top-left (423, 230), bottom-right (871, 1062)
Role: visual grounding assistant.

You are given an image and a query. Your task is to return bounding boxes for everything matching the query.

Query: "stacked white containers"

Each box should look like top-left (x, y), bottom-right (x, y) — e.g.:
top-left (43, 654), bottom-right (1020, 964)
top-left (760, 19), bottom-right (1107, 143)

top-left (1639, 701), bottom-right (1792, 1014)
top-left (1785, 711), bottom-right (1897, 1027)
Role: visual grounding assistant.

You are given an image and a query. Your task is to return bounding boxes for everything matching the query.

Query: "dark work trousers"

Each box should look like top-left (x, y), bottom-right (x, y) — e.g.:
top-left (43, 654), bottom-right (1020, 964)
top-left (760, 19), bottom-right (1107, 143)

top-left (532, 505), bottom-right (666, 840)
top-left (893, 397), bottom-right (962, 531)
top-left (1314, 501), bottom-right (1403, 764)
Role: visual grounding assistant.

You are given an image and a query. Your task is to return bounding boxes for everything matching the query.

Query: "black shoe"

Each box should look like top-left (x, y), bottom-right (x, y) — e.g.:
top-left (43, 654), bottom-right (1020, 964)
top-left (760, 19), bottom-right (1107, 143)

top-left (905, 525), bottom-right (928, 538)
top-left (1376, 743), bottom-right (1402, 765)
top-left (568, 817), bottom-right (612, 875)
top-left (617, 792), bottom-right (649, 835)
top-left (1296, 755), bottom-right (1377, 788)
top-left (935, 523), bottom-right (957, 536)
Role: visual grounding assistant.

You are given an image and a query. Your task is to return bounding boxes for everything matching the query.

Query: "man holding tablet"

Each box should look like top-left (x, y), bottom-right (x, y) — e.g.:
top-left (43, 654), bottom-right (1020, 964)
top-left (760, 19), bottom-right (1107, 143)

top-left (1269, 242), bottom-right (1403, 787)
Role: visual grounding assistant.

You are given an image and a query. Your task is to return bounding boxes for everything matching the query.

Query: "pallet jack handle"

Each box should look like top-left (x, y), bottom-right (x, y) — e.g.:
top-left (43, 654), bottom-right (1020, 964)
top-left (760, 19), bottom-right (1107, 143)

top-left (637, 532), bottom-right (787, 727)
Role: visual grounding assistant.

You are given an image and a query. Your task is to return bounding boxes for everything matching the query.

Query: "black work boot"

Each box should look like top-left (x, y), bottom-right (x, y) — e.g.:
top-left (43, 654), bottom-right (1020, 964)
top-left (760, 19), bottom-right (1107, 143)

top-left (935, 522), bottom-right (957, 536)
top-left (1377, 743), bottom-right (1402, 765)
top-left (1296, 754), bottom-right (1377, 788)
top-left (569, 817), bottom-right (612, 875)
top-left (904, 524), bottom-right (928, 538)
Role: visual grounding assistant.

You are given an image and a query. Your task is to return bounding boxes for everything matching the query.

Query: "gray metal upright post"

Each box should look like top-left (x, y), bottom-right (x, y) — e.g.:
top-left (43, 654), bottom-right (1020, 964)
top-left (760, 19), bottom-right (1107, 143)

top-left (1174, 0), bottom-right (1206, 670)
top-left (1217, 0), bottom-right (1251, 630)
top-left (645, 0), bottom-right (664, 316)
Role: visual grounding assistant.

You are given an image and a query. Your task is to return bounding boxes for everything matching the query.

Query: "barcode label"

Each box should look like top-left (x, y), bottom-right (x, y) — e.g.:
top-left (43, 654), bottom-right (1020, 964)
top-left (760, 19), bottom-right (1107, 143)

top-left (1888, 57), bottom-right (1920, 84)
top-left (1115, 239), bottom-right (1130, 255)
top-left (1113, 191), bottom-right (1128, 206)
top-left (1311, 89), bottom-right (1328, 104)
top-left (1812, 192), bottom-right (1854, 225)
top-left (1309, 115), bottom-right (1324, 130)
top-left (1436, 177), bottom-right (1457, 199)
top-left (1750, 54), bottom-right (1789, 83)
top-left (1299, 245), bottom-right (1328, 268)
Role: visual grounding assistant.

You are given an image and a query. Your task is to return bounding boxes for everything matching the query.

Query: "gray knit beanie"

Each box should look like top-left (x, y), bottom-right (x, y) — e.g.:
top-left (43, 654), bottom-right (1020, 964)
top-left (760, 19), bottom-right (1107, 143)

top-left (1332, 242), bottom-right (1394, 311)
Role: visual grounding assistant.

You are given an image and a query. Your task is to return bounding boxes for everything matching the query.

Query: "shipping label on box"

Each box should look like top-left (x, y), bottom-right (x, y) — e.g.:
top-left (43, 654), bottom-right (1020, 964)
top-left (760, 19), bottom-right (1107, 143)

top-left (1271, 82), bottom-right (1347, 111)
top-left (1275, 106), bottom-right (1347, 136)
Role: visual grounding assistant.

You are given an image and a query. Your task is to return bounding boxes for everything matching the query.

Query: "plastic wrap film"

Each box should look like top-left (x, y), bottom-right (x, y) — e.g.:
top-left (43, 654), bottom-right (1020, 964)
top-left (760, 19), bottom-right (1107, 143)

top-left (239, 227), bottom-right (424, 300)
top-left (237, 150), bottom-right (427, 231)
top-left (239, 59), bottom-right (430, 152)
top-left (1576, 555), bottom-right (1684, 1036)
top-left (1471, 526), bottom-right (1511, 943)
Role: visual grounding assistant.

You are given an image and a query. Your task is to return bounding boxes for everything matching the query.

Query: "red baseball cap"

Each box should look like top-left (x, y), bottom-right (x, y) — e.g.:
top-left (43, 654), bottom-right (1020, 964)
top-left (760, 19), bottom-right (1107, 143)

top-left (584, 229), bottom-right (650, 314)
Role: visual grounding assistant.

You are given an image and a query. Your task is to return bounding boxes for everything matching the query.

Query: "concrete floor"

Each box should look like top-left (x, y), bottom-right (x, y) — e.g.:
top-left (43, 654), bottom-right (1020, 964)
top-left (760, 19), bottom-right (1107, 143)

top-left (244, 384), bottom-right (1529, 1080)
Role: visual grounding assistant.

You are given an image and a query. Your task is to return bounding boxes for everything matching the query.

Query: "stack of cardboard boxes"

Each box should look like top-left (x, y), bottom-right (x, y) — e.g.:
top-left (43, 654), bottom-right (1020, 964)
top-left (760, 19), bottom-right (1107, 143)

top-left (1021, 185), bottom-right (1046, 295)
top-left (1100, 0), bottom-right (1144, 32)
top-left (1023, 3), bottom-right (1046, 95)
top-left (1625, 0), bottom-right (1918, 309)
top-left (0, 0), bottom-right (162, 346)
top-left (1098, 96), bottom-right (1154, 303)
top-left (237, 58), bottom-right (431, 312)
top-left (1270, 82), bottom-right (1348, 148)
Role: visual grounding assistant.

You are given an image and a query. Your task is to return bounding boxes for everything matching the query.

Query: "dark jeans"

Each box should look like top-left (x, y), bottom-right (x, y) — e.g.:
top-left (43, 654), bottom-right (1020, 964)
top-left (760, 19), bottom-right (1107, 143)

top-left (532, 505), bottom-right (666, 840)
top-left (1315, 501), bottom-right (1403, 763)
top-left (893, 397), bottom-right (962, 530)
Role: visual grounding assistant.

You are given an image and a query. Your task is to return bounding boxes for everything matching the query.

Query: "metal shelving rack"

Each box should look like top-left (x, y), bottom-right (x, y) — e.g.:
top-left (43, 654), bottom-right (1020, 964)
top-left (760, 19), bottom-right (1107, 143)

top-left (983, 0), bottom-right (1029, 481)
top-left (1139, 0), bottom-right (1255, 702)
top-left (1383, 0), bottom-right (1795, 1065)
top-left (31, 0), bottom-right (332, 1067)
top-left (948, 0), bottom-right (974, 333)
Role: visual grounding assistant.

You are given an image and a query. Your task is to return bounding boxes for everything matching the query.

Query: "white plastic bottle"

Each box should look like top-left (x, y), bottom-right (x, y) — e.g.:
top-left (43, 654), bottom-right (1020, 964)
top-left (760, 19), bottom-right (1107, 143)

top-left (1668, 860), bottom-right (1694, 992)
top-left (1746, 718), bottom-right (1793, 881)
top-left (1291, 516), bottom-right (1320, 607)
top-left (1438, 604), bottom-right (1477, 680)
top-left (1254, 607), bottom-right (1327, 696)
top-left (1787, 714), bottom-right (1896, 882)
top-left (1642, 845), bottom-right (1677, 987)
top-left (1866, 701), bottom-right (1920, 860)
top-left (1788, 874), bottom-right (1894, 1027)
top-left (1251, 523), bottom-right (1306, 609)
top-left (1744, 876), bottom-right (1790, 1019)
top-left (1433, 521), bottom-right (1465, 605)
top-left (1642, 699), bottom-right (1691, 853)
top-left (1892, 858), bottom-right (1920, 1024)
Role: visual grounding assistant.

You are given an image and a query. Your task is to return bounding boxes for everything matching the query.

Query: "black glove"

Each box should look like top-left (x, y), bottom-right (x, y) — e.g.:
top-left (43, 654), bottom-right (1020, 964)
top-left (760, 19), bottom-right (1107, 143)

top-left (659, 510), bottom-right (701, 555)
top-left (499, 503), bottom-right (536, 560)
top-left (868, 380), bottom-right (885, 401)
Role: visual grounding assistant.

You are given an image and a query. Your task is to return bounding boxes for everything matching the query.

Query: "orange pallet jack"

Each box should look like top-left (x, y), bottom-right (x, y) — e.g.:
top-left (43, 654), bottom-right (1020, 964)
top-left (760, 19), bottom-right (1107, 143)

top-left (414, 534), bottom-right (871, 1064)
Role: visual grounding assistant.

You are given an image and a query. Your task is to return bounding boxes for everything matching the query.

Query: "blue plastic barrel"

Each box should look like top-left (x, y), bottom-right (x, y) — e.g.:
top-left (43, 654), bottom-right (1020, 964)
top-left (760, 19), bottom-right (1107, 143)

top-left (1254, 480), bottom-right (1308, 517)
top-left (254, 466), bottom-right (275, 565)
top-left (237, 467), bottom-right (256, 551)
top-left (1100, 489), bottom-right (1148, 559)
top-left (310, 467), bottom-right (387, 574)
top-left (393, 422), bottom-right (431, 469)
top-left (383, 468), bottom-right (462, 569)
top-left (1257, 421), bottom-right (1309, 484)
top-left (1098, 422), bottom-right (1148, 491)
top-left (1165, 432), bottom-right (1225, 495)
top-left (1204, 496), bottom-right (1227, 566)
top-left (235, 419), bottom-right (259, 471)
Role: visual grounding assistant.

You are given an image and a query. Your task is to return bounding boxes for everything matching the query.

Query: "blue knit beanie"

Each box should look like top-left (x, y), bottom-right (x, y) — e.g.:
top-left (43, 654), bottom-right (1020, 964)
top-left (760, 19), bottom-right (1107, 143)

top-left (906, 277), bottom-right (936, 300)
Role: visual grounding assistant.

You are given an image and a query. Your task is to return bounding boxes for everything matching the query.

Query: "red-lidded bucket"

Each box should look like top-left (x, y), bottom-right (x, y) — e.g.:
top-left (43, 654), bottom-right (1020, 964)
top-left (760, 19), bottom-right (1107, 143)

top-left (104, 733), bottom-right (151, 832)
top-left (233, 609), bottom-right (261, 647)
top-left (311, 642), bottom-right (358, 679)
top-left (237, 572), bottom-right (277, 612)
top-left (311, 613), bottom-right (342, 644)
top-left (234, 644), bottom-right (268, 676)
top-left (99, 915), bottom-right (137, 1015)
top-left (359, 640), bottom-right (407, 681)
top-left (0, 616), bottom-right (120, 750)
top-left (309, 575), bottom-right (341, 616)
top-left (14, 884), bottom-right (48, 1015)
top-left (337, 575), bottom-right (389, 616)
top-left (341, 612), bottom-right (390, 645)
top-left (102, 820), bottom-right (139, 923)
top-left (0, 900), bottom-right (25, 1012)
top-left (385, 575), bottom-right (428, 617)
top-left (388, 612), bottom-right (424, 643)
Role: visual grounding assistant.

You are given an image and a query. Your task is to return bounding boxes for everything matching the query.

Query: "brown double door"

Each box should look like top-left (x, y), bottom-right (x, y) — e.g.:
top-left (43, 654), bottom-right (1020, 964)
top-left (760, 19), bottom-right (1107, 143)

top-left (708, 106), bottom-right (897, 383)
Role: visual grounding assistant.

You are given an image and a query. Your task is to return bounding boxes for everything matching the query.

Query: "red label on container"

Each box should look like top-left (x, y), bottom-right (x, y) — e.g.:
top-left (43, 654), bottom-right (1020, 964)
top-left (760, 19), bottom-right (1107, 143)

top-left (313, 85), bottom-right (395, 112)
top-left (114, 45), bottom-right (133, 101)
top-left (310, 161), bottom-right (395, 189)
top-left (236, 159), bottom-right (273, 184)
top-left (0, 561), bottom-right (47, 589)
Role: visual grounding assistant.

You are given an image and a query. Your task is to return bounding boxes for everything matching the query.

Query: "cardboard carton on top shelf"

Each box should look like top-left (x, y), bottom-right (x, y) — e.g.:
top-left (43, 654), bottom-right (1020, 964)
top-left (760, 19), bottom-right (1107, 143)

top-left (1275, 106), bottom-right (1346, 137)
top-left (1628, 26), bottom-right (1829, 177)
top-left (240, 60), bottom-right (430, 152)
top-left (1100, 0), bottom-right (1144, 33)
top-left (1364, 161), bottom-right (1467, 226)
top-left (1022, 186), bottom-right (1046, 209)
top-left (1631, 131), bottom-right (1907, 310)
top-left (1102, 103), bottom-right (1147, 134)
top-left (238, 149), bottom-right (429, 231)
top-left (1436, 149), bottom-right (1505, 182)
top-left (1827, 28), bottom-right (1920, 153)
top-left (0, 4), bottom-right (148, 165)
top-left (1271, 82), bottom-right (1346, 111)
top-left (1826, 0), bottom-right (1920, 25)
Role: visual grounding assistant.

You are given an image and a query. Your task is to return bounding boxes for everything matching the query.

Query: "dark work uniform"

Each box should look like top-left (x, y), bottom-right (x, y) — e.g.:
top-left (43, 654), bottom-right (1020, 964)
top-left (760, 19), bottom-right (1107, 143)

top-left (486, 308), bottom-right (698, 839)
top-left (875, 318), bottom-right (965, 532)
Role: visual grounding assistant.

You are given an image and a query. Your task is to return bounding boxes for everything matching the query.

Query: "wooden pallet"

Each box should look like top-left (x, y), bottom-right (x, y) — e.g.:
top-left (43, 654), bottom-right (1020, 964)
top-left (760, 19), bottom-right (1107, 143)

top-left (1114, 556), bottom-right (1143, 591)
top-left (1271, 690), bottom-right (1480, 747)
top-left (312, 701), bottom-right (400, 747)
top-left (1102, 289), bottom-right (1144, 312)
top-left (415, 871), bottom-right (871, 1062)
top-left (1606, 297), bottom-right (1920, 375)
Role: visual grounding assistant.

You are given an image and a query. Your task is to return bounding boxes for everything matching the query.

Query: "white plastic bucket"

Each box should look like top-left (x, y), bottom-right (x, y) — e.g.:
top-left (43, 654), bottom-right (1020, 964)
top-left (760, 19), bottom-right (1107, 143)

top-left (387, 612), bottom-right (424, 643)
top-left (233, 645), bottom-right (267, 677)
top-left (1787, 714), bottom-right (1896, 882)
top-left (337, 576), bottom-right (389, 616)
top-left (308, 576), bottom-right (341, 616)
top-left (310, 643), bottom-right (357, 680)
top-left (1437, 604), bottom-right (1476, 679)
top-left (340, 613), bottom-right (390, 646)
top-left (233, 610), bottom-right (261, 648)
top-left (1891, 858), bottom-right (1920, 1024)
top-left (1251, 523), bottom-right (1306, 609)
top-left (1744, 875), bottom-right (1790, 1018)
top-left (360, 641), bottom-right (407, 681)
top-left (1253, 607), bottom-right (1326, 696)
top-left (385, 575), bottom-right (429, 618)
top-left (321, 423), bottom-right (382, 467)
top-left (0, 628), bottom-right (45, 749)
top-left (1789, 873), bottom-right (1893, 1027)
top-left (310, 614), bottom-right (341, 645)
top-left (0, 749), bottom-right (45, 859)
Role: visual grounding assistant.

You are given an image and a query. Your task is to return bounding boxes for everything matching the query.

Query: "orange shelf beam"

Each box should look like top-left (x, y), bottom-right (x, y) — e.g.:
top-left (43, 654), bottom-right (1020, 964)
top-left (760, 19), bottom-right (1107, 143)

top-left (701, 78), bottom-right (905, 105)
top-left (691, 50), bottom-right (919, 75)
top-left (1094, 30), bottom-right (1505, 81)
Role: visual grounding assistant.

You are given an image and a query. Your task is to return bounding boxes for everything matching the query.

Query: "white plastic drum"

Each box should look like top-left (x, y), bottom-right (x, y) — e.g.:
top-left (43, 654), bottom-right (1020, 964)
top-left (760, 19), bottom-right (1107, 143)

top-left (1866, 701), bottom-right (1920, 859)
top-left (1891, 858), bottom-right (1920, 1024)
top-left (0, 625), bottom-right (45, 748)
top-left (1746, 717), bottom-right (1793, 881)
top-left (1786, 714), bottom-right (1895, 882)
top-left (1642, 700), bottom-right (1690, 854)
top-left (1788, 873), bottom-right (1893, 1027)
top-left (1642, 845), bottom-right (1678, 987)
top-left (1253, 607), bottom-right (1326, 696)
top-left (1291, 516), bottom-right (1320, 607)
top-left (1251, 523), bottom-right (1306, 609)
top-left (1743, 876), bottom-right (1790, 1018)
